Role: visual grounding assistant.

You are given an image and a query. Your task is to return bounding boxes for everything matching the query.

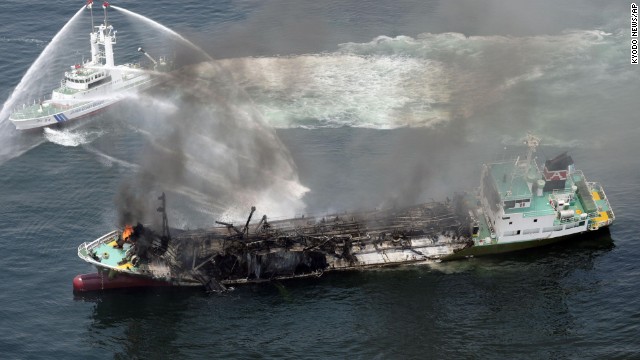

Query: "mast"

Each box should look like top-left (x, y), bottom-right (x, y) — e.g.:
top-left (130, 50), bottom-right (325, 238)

top-left (100, 1), bottom-right (115, 67)
top-left (507, 134), bottom-right (540, 196)
top-left (86, 0), bottom-right (94, 30)
top-left (102, 1), bottom-right (109, 27)
top-left (157, 193), bottom-right (171, 253)
top-left (523, 133), bottom-right (540, 175)
top-left (87, 1), bottom-right (100, 65)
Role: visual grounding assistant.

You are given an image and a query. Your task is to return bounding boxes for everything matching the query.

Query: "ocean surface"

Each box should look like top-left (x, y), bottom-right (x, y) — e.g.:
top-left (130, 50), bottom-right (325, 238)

top-left (1, 0), bottom-right (639, 358)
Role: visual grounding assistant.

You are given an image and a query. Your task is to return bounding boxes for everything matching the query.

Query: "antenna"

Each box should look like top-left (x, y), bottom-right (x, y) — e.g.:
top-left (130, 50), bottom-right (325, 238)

top-left (86, 0), bottom-right (94, 30)
top-left (523, 133), bottom-right (540, 175)
top-left (507, 134), bottom-right (541, 197)
top-left (507, 156), bottom-right (519, 196)
top-left (156, 192), bottom-right (171, 253)
top-left (102, 1), bottom-right (110, 26)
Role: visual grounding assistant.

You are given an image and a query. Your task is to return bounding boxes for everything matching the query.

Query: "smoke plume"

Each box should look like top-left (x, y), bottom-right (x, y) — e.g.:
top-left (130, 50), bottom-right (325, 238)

top-left (115, 61), bottom-right (307, 227)
top-left (113, 0), bottom-right (626, 221)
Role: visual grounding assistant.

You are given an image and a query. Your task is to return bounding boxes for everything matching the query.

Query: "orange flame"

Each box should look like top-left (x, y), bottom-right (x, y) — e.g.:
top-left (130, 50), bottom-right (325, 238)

top-left (122, 225), bottom-right (134, 241)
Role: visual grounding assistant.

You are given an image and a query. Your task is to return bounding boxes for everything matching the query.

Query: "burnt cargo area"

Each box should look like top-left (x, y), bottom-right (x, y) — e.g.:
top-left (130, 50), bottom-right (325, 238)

top-left (122, 194), bottom-right (474, 292)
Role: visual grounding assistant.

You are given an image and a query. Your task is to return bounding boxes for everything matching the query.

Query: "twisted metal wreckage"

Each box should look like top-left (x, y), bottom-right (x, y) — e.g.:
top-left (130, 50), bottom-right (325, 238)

top-left (90, 193), bottom-right (474, 292)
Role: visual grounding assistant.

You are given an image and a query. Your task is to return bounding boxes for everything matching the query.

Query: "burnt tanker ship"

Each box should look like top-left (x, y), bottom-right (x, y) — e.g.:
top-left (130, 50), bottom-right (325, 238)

top-left (74, 135), bottom-right (615, 292)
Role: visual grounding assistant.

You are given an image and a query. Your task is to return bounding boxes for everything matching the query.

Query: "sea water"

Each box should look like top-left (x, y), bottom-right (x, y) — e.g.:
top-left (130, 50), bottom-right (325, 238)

top-left (0, 1), bottom-right (638, 358)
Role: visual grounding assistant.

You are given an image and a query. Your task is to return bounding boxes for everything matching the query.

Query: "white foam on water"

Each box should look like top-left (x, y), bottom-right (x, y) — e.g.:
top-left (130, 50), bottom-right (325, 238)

top-left (210, 29), bottom-right (618, 130)
top-left (43, 128), bottom-right (104, 147)
top-left (219, 54), bottom-right (451, 129)
top-left (0, 36), bottom-right (47, 46)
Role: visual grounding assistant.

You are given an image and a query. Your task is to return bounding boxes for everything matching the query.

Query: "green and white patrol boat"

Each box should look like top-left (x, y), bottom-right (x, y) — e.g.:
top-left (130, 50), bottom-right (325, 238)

top-left (9, 1), bottom-right (170, 130)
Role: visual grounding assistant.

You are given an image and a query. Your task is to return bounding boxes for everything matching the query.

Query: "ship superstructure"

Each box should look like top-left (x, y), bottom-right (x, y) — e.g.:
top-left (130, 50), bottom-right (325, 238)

top-left (75, 135), bottom-right (615, 292)
top-left (9, 1), bottom-right (170, 130)
top-left (450, 134), bottom-right (615, 258)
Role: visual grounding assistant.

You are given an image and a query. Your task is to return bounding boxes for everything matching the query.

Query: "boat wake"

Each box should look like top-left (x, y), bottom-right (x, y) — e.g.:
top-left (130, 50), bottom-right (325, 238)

top-left (211, 29), bottom-right (620, 132)
top-left (43, 128), bottom-right (104, 147)
top-left (0, 36), bottom-right (47, 46)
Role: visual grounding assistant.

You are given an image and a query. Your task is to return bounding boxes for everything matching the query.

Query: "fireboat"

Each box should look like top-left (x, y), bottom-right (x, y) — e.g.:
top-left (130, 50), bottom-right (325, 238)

top-left (9, 1), bottom-right (171, 130)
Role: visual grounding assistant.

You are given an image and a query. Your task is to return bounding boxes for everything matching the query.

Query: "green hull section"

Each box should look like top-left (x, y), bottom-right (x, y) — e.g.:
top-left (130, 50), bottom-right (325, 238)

top-left (444, 228), bottom-right (610, 260)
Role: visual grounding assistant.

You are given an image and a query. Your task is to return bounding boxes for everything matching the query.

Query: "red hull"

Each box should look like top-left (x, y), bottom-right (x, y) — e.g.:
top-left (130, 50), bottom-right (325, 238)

top-left (73, 272), bottom-right (173, 292)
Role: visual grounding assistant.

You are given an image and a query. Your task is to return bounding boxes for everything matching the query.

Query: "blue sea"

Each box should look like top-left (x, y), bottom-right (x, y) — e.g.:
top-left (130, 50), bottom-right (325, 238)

top-left (1, 0), bottom-right (638, 358)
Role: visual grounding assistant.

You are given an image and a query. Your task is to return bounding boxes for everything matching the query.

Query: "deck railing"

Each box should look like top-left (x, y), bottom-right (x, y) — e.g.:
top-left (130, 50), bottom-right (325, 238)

top-left (588, 181), bottom-right (615, 220)
top-left (77, 230), bottom-right (117, 261)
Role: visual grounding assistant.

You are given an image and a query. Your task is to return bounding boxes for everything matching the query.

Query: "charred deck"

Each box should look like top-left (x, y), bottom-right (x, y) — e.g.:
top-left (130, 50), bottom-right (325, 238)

top-left (84, 195), bottom-right (473, 292)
